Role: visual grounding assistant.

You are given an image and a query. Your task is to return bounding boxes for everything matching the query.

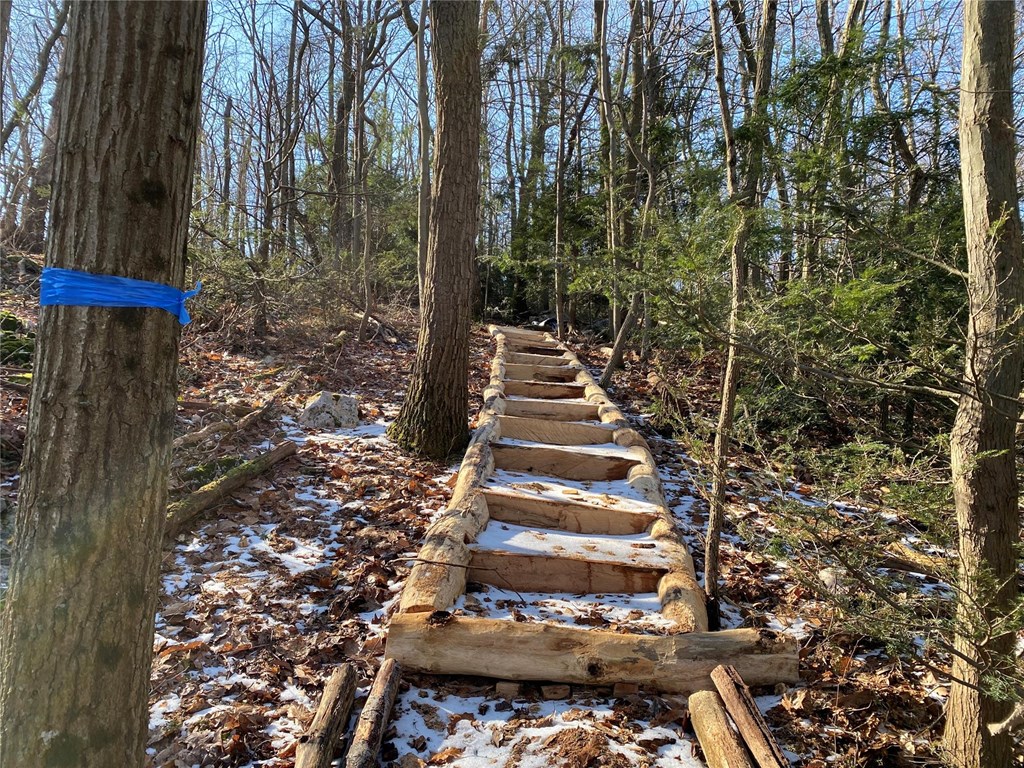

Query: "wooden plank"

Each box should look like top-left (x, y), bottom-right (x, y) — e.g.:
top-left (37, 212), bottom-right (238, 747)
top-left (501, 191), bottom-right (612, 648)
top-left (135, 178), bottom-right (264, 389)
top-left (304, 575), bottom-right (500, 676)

top-left (344, 659), bottom-right (403, 768)
top-left (507, 351), bottom-right (573, 366)
top-left (502, 380), bottom-right (588, 399)
top-left (482, 485), bottom-right (659, 535)
top-left (295, 664), bottom-right (357, 768)
top-left (711, 665), bottom-right (788, 768)
top-left (468, 548), bottom-right (666, 593)
top-left (511, 344), bottom-right (567, 356)
top-left (689, 690), bottom-right (756, 768)
top-left (503, 363), bottom-right (580, 382)
top-left (491, 441), bottom-right (639, 481)
top-left (496, 415), bottom-right (616, 446)
top-left (385, 613), bottom-right (800, 694)
top-left (502, 398), bottom-right (600, 421)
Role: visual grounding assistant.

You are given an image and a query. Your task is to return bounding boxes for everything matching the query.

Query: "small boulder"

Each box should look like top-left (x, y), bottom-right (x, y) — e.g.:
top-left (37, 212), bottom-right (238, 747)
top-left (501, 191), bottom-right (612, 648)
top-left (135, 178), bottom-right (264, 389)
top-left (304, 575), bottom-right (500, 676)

top-left (299, 391), bottom-right (358, 429)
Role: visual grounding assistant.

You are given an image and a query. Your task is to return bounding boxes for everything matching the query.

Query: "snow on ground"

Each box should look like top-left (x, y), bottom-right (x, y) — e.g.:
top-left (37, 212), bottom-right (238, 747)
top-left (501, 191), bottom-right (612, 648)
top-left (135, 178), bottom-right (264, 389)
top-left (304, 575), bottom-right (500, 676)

top-left (388, 686), bottom-right (704, 768)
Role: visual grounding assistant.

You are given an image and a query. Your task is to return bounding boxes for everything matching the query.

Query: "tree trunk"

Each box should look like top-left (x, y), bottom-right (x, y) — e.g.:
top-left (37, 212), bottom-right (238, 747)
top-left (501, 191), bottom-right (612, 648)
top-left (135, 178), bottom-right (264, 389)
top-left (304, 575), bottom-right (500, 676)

top-left (0, 4), bottom-right (206, 766)
top-left (553, 0), bottom-right (567, 339)
top-left (387, 0), bottom-right (480, 459)
top-left (943, 2), bottom-right (1024, 765)
top-left (403, 0), bottom-right (432, 308)
top-left (705, 0), bottom-right (776, 627)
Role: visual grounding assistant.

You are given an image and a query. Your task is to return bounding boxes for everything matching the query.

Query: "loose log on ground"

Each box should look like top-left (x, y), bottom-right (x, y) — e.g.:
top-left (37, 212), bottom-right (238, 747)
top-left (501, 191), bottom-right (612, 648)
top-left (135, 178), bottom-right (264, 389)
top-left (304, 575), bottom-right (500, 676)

top-left (164, 440), bottom-right (297, 539)
top-left (385, 613), bottom-right (799, 693)
top-left (344, 659), bottom-right (402, 768)
top-left (174, 369), bottom-right (302, 449)
top-left (710, 665), bottom-right (788, 768)
top-left (295, 664), bottom-right (357, 768)
top-left (689, 689), bottom-right (755, 768)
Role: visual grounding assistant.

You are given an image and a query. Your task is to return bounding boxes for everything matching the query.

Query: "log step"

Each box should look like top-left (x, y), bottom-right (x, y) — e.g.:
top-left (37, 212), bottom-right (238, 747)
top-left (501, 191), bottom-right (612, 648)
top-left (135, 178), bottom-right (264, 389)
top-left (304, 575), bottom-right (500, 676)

top-left (496, 415), bottom-right (616, 446)
top-left (507, 352), bottom-right (574, 367)
top-left (502, 397), bottom-right (600, 421)
top-left (482, 483), bottom-right (660, 535)
top-left (503, 363), bottom-right (581, 383)
top-left (385, 613), bottom-right (800, 694)
top-left (502, 380), bottom-right (588, 399)
top-left (469, 521), bottom-right (675, 593)
top-left (491, 439), bottom-right (642, 481)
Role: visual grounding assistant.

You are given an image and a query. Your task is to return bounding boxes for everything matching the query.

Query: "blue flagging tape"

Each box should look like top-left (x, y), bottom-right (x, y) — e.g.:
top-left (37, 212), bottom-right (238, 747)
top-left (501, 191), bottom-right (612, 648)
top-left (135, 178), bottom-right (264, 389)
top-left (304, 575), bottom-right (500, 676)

top-left (39, 267), bottom-right (201, 325)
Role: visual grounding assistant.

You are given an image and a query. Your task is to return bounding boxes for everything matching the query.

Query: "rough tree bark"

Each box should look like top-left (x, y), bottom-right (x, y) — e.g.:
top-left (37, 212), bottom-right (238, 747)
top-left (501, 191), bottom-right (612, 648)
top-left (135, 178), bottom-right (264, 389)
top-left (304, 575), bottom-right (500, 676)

top-left (943, 2), bottom-right (1024, 765)
top-left (387, 0), bottom-right (480, 459)
top-left (0, 3), bottom-right (206, 767)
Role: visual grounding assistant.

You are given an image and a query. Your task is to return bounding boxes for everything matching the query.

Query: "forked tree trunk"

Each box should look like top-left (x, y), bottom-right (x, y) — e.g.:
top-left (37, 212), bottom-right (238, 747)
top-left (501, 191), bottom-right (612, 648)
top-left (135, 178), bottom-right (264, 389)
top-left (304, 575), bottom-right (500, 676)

top-left (0, 3), bottom-right (206, 766)
top-left (387, 0), bottom-right (480, 460)
top-left (943, 2), bottom-right (1024, 765)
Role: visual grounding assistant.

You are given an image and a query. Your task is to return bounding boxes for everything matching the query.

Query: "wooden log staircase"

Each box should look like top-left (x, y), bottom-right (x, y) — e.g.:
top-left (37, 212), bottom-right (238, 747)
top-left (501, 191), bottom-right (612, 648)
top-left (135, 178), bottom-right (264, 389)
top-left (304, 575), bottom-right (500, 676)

top-left (385, 325), bottom-right (799, 694)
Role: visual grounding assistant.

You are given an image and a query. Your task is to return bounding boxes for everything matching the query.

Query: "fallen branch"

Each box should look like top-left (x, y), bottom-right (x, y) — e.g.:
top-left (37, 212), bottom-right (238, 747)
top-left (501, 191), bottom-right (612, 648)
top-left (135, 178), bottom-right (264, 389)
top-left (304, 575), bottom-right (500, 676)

top-left (344, 658), bottom-right (402, 768)
top-left (296, 664), bottom-right (358, 768)
top-left (710, 665), bottom-right (787, 768)
top-left (177, 399), bottom-right (255, 416)
top-left (174, 369), bottom-right (302, 450)
top-left (164, 440), bottom-right (297, 539)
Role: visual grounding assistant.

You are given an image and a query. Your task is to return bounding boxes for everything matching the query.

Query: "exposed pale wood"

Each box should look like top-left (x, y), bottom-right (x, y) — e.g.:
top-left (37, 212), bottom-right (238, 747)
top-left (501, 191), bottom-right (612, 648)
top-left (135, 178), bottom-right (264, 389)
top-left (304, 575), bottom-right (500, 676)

top-left (497, 327), bottom-right (708, 635)
top-left (295, 664), bottom-right (357, 768)
top-left (496, 415), bottom-right (616, 445)
top-left (541, 684), bottom-right (571, 700)
top-left (482, 486), bottom-right (659, 535)
top-left (502, 398), bottom-right (600, 421)
top-left (513, 344), bottom-right (567, 357)
top-left (491, 441), bottom-right (639, 481)
top-left (344, 659), bottom-right (402, 768)
top-left (398, 415), bottom-right (498, 613)
top-left (502, 380), bottom-right (588, 399)
top-left (711, 665), bottom-right (788, 768)
top-left (507, 351), bottom-right (573, 366)
top-left (689, 690), bottom-right (756, 768)
top-left (504, 363), bottom-right (581, 382)
top-left (881, 540), bottom-right (945, 577)
top-left (468, 548), bottom-right (667, 594)
top-left (658, 571), bottom-right (708, 633)
top-left (164, 441), bottom-right (297, 539)
top-left (385, 613), bottom-right (800, 693)
top-left (489, 324), bottom-right (549, 341)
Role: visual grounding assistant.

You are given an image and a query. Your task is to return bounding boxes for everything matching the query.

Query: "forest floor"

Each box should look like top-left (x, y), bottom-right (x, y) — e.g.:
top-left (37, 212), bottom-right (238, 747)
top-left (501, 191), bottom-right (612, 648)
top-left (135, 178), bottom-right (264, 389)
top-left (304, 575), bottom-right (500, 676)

top-left (0, 266), bottom-right (1011, 767)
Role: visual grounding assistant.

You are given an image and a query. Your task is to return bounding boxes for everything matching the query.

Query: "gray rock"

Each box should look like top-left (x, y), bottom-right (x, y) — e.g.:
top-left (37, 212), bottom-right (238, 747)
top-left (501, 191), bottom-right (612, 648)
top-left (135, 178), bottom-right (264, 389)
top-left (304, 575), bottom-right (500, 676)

top-left (299, 391), bottom-right (359, 429)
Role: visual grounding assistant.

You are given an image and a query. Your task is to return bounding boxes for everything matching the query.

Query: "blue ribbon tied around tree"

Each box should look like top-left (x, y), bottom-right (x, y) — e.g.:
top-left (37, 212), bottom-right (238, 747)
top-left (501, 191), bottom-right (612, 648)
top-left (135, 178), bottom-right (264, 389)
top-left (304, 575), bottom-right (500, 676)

top-left (39, 267), bottom-right (201, 325)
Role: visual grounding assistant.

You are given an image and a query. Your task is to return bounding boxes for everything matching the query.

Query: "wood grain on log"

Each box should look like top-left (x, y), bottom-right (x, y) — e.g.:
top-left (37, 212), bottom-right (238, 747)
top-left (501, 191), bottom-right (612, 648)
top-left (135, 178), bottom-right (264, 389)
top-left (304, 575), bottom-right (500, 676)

top-left (689, 689), bottom-right (756, 768)
top-left (385, 613), bottom-right (799, 693)
top-left (295, 664), bottom-right (357, 768)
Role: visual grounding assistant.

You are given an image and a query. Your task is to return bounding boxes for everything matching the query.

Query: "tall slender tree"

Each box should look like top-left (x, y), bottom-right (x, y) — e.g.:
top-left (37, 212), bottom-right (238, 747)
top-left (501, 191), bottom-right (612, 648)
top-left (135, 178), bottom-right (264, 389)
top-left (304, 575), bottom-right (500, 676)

top-left (388, 0), bottom-right (481, 459)
top-left (705, 0), bottom-right (777, 627)
top-left (0, 3), bottom-right (207, 765)
top-left (943, 2), bottom-right (1024, 765)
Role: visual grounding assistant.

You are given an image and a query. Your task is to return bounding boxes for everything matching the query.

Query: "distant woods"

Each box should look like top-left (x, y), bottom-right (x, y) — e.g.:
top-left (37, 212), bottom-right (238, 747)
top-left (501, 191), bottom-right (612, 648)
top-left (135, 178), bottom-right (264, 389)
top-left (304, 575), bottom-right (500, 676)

top-left (0, 0), bottom-right (1016, 447)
